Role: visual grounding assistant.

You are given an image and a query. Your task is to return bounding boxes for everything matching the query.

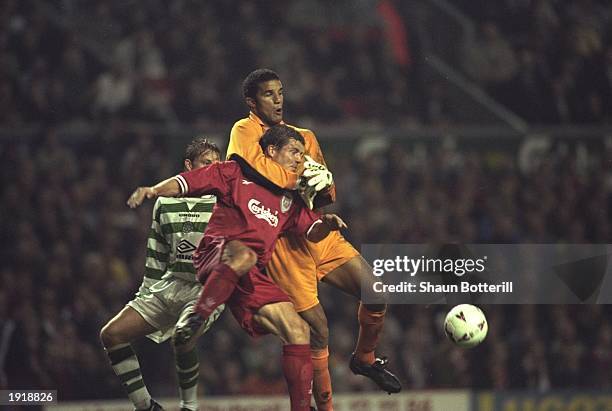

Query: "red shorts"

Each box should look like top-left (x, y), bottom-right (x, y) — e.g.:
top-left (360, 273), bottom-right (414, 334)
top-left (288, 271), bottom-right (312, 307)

top-left (194, 236), bottom-right (291, 337)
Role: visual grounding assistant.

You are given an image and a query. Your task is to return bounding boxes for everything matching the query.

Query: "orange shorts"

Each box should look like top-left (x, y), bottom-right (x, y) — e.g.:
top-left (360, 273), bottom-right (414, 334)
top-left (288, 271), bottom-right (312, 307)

top-left (266, 230), bottom-right (359, 312)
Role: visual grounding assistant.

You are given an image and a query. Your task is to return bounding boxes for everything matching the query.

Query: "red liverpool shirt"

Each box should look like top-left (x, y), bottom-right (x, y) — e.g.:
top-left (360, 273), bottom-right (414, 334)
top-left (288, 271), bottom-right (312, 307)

top-left (175, 161), bottom-right (320, 267)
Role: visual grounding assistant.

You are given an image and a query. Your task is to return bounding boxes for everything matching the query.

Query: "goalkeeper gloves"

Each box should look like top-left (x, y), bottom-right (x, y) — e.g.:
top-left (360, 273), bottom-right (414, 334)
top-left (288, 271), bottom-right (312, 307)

top-left (297, 155), bottom-right (333, 209)
top-left (302, 155), bottom-right (333, 192)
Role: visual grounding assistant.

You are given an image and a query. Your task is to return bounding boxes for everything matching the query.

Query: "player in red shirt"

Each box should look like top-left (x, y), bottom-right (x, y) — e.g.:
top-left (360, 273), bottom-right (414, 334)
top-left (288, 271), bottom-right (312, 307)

top-left (127, 125), bottom-right (346, 411)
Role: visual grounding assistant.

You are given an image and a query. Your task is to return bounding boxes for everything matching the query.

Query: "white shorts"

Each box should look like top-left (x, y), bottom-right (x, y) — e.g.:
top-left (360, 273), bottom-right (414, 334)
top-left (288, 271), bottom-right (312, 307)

top-left (127, 277), bottom-right (224, 343)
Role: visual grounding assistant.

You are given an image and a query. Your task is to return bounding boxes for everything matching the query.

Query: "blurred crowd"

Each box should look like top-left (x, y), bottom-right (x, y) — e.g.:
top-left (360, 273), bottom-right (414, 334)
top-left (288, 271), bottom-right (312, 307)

top-left (3, 0), bottom-right (612, 128)
top-left (1, 0), bottom-right (612, 403)
top-left (1, 127), bottom-right (610, 399)
top-left (457, 0), bottom-right (612, 123)
top-left (1, 0), bottom-right (421, 128)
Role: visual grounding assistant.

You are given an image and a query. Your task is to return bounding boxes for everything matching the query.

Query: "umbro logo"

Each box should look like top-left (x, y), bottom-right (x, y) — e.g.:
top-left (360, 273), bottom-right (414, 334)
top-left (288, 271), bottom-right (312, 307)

top-left (176, 239), bottom-right (196, 254)
top-left (242, 179), bottom-right (253, 185)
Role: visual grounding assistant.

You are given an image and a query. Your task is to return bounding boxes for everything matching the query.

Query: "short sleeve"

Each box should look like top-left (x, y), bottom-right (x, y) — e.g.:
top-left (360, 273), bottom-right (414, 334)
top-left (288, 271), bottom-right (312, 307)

top-left (176, 162), bottom-right (238, 198)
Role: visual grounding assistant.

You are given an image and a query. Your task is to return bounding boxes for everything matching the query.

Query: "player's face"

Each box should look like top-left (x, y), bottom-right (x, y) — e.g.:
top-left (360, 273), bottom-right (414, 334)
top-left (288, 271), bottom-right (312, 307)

top-left (269, 139), bottom-right (305, 173)
top-left (249, 80), bottom-right (283, 126)
top-left (185, 149), bottom-right (220, 171)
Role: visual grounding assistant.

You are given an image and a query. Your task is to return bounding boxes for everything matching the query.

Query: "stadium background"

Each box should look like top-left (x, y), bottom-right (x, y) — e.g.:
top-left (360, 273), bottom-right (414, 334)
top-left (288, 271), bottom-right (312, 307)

top-left (1, 0), bottom-right (611, 409)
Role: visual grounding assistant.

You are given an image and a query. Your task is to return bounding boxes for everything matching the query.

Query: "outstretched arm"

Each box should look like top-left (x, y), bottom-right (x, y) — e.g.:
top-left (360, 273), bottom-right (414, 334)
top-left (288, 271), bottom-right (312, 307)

top-left (306, 214), bottom-right (347, 243)
top-left (127, 177), bottom-right (181, 208)
top-left (127, 162), bottom-right (234, 208)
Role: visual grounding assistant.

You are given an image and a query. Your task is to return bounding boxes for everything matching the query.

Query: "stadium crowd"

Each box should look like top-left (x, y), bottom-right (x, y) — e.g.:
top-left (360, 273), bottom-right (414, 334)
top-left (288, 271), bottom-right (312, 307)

top-left (457, 0), bottom-right (612, 123)
top-left (2, 0), bottom-right (612, 128)
top-left (1, 0), bottom-right (420, 128)
top-left (1, 0), bottom-right (612, 403)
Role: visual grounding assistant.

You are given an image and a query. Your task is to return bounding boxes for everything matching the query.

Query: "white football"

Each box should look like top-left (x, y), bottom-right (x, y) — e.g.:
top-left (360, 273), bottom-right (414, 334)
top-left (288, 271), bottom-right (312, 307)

top-left (444, 304), bottom-right (488, 348)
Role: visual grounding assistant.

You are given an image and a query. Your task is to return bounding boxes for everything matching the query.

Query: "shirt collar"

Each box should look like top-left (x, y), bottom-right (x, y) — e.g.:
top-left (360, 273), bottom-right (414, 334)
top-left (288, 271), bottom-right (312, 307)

top-left (249, 111), bottom-right (284, 131)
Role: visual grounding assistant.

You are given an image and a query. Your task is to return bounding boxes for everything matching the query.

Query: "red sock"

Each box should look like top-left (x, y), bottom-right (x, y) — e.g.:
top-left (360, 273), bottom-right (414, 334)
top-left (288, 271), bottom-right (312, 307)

top-left (354, 303), bottom-right (386, 364)
top-left (282, 344), bottom-right (313, 411)
top-left (195, 263), bottom-right (239, 319)
top-left (312, 348), bottom-right (333, 410)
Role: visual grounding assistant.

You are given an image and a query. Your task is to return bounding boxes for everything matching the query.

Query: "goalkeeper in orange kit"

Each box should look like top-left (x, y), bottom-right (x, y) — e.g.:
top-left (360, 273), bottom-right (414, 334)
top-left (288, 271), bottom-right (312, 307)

top-left (226, 69), bottom-right (401, 410)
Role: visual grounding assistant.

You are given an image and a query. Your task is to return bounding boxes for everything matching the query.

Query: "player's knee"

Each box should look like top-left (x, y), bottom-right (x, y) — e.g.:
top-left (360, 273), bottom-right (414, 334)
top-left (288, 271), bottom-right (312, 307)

top-left (285, 316), bottom-right (310, 345)
top-left (240, 247), bottom-right (258, 270)
top-left (100, 322), bottom-right (125, 347)
top-left (232, 247), bottom-right (257, 274)
top-left (226, 243), bottom-right (257, 275)
top-left (99, 325), bottom-right (109, 346)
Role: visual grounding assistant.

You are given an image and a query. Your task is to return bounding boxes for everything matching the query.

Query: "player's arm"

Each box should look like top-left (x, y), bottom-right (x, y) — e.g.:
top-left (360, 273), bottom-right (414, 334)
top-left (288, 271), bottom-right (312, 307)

top-left (137, 198), bottom-right (170, 296)
top-left (306, 214), bottom-right (347, 243)
top-left (299, 131), bottom-right (335, 209)
top-left (127, 163), bottom-right (234, 208)
top-left (304, 132), bottom-right (336, 201)
top-left (227, 121), bottom-right (298, 189)
top-left (285, 204), bottom-right (347, 242)
top-left (127, 178), bottom-right (181, 208)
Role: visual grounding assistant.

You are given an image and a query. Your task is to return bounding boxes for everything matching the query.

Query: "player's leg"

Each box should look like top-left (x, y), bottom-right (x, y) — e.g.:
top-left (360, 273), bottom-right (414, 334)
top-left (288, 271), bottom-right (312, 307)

top-left (320, 255), bottom-right (387, 351)
top-left (175, 240), bottom-right (256, 345)
top-left (195, 239), bottom-right (256, 317)
top-left (100, 306), bottom-right (158, 346)
top-left (299, 304), bottom-right (332, 410)
top-left (100, 306), bottom-right (162, 410)
top-left (321, 255), bottom-right (401, 393)
top-left (171, 302), bottom-right (224, 411)
top-left (172, 342), bottom-right (199, 411)
top-left (254, 302), bottom-right (313, 411)
top-left (267, 235), bottom-right (334, 410)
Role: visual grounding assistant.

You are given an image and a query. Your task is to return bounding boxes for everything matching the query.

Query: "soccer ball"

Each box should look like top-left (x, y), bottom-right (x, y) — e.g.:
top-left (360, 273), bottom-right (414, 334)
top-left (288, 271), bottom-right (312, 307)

top-left (444, 304), bottom-right (488, 348)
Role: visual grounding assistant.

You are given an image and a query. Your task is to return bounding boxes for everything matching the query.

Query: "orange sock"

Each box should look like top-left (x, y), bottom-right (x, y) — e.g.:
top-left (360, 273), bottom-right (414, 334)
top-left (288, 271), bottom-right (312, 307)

top-left (354, 303), bottom-right (386, 364)
top-left (311, 348), bottom-right (333, 410)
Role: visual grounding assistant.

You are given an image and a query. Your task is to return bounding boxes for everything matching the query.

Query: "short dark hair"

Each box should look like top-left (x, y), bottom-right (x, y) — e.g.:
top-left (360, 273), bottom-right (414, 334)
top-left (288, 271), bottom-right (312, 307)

top-left (242, 68), bottom-right (280, 99)
top-left (184, 137), bottom-right (220, 162)
top-left (259, 125), bottom-right (305, 153)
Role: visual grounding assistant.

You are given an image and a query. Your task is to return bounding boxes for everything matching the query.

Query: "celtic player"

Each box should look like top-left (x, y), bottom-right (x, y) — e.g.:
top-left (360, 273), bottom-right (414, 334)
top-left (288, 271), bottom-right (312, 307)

top-left (100, 138), bottom-right (224, 411)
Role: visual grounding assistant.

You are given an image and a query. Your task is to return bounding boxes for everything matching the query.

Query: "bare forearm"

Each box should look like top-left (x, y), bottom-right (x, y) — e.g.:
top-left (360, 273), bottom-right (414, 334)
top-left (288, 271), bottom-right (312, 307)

top-left (127, 177), bottom-right (181, 208)
top-left (152, 177), bottom-right (181, 197)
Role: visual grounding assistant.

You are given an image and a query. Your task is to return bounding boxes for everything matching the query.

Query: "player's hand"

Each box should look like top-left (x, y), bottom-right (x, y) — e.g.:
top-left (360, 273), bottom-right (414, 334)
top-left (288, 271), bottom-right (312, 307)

top-left (297, 177), bottom-right (317, 209)
top-left (302, 155), bottom-right (333, 192)
top-left (321, 214), bottom-right (347, 230)
top-left (127, 187), bottom-right (158, 208)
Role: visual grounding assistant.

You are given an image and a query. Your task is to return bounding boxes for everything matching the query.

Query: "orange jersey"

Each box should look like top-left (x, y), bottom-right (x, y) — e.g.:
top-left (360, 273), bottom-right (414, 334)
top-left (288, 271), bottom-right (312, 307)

top-left (227, 112), bottom-right (357, 311)
top-left (226, 112), bottom-right (336, 202)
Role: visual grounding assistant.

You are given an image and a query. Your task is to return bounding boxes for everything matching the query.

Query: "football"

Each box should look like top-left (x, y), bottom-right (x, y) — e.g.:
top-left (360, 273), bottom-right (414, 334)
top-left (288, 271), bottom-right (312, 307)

top-left (444, 304), bottom-right (488, 348)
